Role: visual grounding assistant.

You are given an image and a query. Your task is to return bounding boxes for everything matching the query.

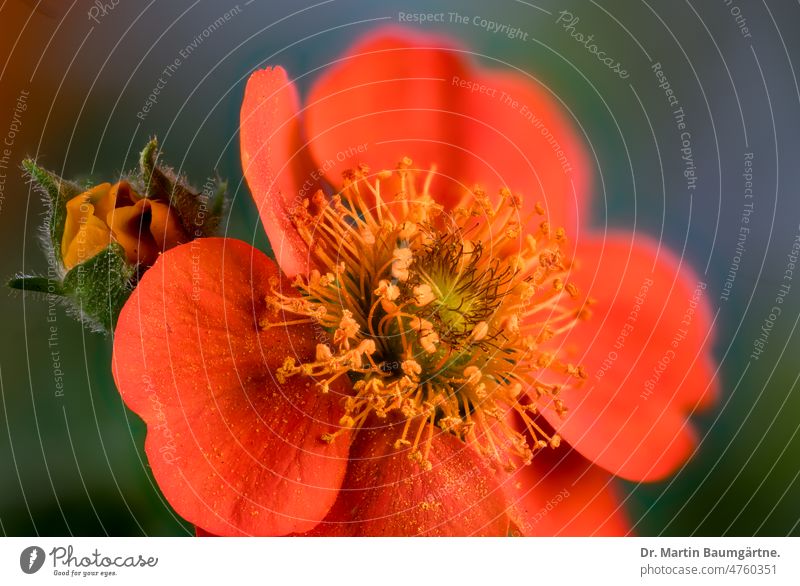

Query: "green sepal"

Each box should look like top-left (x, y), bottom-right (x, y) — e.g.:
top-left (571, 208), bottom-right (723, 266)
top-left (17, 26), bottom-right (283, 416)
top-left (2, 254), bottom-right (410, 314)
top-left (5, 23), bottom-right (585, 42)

top-left (22, 159), bottom-right (84, 271)
top-left (58, 242), bottom-right (135, 332)
top-left (138, 137), bottom-right (225, 238)
top-left (7, 276), bottom-right (66, 295)
top-left (10, 244), bottom-right (134, 333)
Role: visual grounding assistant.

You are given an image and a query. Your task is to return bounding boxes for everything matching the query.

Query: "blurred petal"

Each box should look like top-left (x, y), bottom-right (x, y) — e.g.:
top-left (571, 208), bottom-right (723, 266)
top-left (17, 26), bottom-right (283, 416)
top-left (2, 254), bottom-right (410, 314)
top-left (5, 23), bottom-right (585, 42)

top-left (538, 233), bottom-right (718, 481)
top-left (305, 27), bottom-right (589, 233)
top-left (503, 444), bottom-right (630, 536)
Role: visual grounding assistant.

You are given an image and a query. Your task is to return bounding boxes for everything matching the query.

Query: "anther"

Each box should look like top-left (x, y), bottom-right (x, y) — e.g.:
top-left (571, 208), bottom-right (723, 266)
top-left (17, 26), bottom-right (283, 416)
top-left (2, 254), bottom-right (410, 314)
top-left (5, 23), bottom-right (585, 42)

top-left (402, 360), bottom-right (422, 377)
top-left (419, 331), bottom-right (440, 354)
top-left (413, 284), bottom-right (435, 306)
top-left (316, 344), bottom-right (333, 362)
top-left (392, 247), bottom-right (413, 281)
top-left (463, 366), bottom-right (482, 385)
top-left (470, 321), bottom-right (489, 342)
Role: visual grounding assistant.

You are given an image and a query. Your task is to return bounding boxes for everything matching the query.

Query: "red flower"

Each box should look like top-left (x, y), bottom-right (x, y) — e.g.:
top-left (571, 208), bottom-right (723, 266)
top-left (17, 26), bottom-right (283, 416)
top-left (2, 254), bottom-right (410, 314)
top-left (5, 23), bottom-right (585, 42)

top-left (112, 29), bottom-right (718, 536)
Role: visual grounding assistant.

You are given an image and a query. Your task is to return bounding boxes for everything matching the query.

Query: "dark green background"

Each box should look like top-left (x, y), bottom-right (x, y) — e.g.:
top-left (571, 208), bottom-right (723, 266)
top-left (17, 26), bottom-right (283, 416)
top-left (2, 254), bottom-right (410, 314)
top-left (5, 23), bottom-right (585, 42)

top-left (1, 0), bottom-right (799, 535)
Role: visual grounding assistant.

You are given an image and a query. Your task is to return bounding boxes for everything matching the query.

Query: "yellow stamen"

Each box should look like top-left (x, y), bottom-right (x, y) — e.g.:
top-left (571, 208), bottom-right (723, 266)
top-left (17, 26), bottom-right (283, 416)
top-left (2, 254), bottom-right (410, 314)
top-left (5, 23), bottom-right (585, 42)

top-left (266, 159), bottom-right (587, 470)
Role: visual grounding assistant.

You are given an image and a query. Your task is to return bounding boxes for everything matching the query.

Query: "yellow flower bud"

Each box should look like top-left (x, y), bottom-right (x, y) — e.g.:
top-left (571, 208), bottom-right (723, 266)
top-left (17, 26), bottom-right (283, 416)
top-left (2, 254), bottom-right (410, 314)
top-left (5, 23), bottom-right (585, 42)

top-left (61, 181), bottom-right (186, 269)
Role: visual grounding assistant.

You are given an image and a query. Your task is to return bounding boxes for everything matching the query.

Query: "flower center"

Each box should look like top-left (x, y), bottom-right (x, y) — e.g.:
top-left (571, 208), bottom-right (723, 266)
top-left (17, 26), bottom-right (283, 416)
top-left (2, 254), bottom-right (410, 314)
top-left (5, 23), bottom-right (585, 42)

top-left (264, 158), bottom-right (589, 470)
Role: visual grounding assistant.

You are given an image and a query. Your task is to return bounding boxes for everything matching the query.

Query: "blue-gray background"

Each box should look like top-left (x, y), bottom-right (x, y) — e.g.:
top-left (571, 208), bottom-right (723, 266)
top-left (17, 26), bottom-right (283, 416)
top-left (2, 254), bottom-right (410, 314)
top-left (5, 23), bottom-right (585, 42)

top-left (1, 0), bottom-right (798, 535)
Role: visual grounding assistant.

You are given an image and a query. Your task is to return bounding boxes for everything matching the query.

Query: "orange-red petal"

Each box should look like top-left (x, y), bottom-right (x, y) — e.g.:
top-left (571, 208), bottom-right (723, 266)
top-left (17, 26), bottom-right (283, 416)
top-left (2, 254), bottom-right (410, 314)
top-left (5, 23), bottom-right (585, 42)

top-left (503, 444), bottom-right (630, 536)
top-left (306, 422), bottom-right (514, 536)
top-left (241, 66), bottom-right (318, 278)
top-left (112, 238), bottom-right (352, 536)
top-left (538, 233), bottom-right (718, 482)
top-left (304, 27), bottom-right (589, 234)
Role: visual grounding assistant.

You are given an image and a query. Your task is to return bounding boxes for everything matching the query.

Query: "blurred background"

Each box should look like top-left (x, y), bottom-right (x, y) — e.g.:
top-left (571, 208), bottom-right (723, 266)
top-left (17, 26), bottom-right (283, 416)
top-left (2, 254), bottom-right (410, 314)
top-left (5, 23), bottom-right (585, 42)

top-left (1, 0), bottom-right (799, 536)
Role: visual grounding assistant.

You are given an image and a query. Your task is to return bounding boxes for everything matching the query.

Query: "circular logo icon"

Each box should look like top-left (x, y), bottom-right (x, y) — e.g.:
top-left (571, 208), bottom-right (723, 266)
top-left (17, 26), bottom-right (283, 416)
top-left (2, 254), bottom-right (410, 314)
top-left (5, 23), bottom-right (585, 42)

top-left (20, 546), bottom-right (46, 574)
